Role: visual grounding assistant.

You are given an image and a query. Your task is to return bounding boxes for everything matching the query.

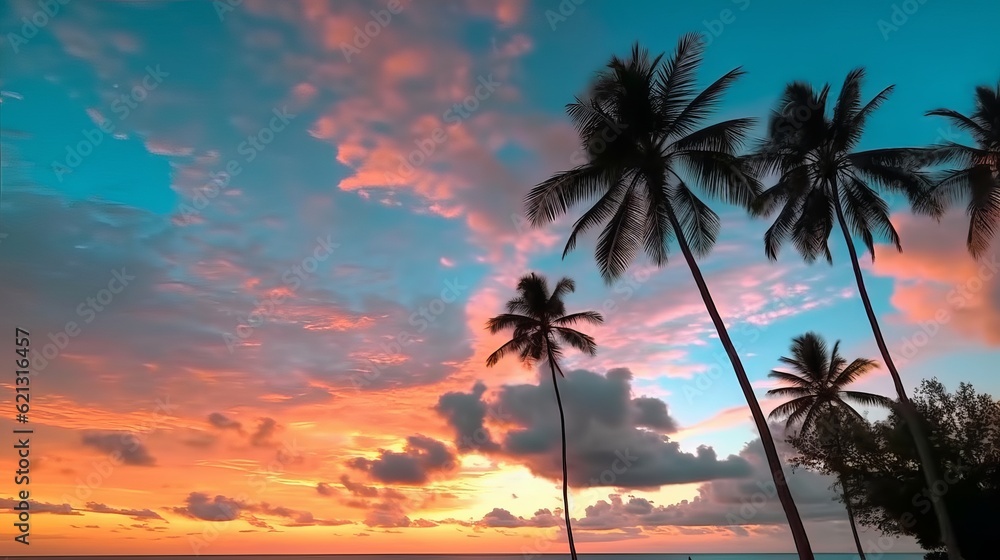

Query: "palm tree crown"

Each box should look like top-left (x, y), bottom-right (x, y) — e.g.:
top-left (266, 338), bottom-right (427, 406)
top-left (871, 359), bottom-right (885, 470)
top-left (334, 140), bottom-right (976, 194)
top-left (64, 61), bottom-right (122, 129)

top-left (926, 81), bottom-right (1000, 258)
top-left (485, 273), bottom-right (603, 370)
top-left (525, 35), bottom-right (761, 282)
top-left (747, 67), bottom-right (940, 263)
top-left (767, 331), bottom-right (893, 433)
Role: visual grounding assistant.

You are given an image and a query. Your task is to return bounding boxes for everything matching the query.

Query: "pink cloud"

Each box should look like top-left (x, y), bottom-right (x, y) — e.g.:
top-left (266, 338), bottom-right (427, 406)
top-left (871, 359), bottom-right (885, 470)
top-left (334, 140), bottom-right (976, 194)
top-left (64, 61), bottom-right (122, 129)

top-left (868, 212), bottom-right (1000, 346)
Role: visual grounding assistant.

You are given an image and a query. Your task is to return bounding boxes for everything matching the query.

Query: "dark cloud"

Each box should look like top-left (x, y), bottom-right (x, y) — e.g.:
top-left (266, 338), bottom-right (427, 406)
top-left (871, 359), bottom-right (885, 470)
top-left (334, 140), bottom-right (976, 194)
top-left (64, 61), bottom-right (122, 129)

top-left (475, 507), bottom-right (561, 528)
top-left (0, 498), bottom-right (80, 515)
top-left (85, 502), bottom-right (165, 521)
top-left (80, 431), bottom-right (156, 466)
top-left (363, 501), bottom-right (411, 528)
top-left (347, 435), bottom-right (457, 484)
top-left (173, 492), bottom-right (243, 521)
top-left (249, 417), bottom-right (278, 447)
top-left (435, 381), bottom-right (501, 452)
top-left (632, 397), bottom-right (677, 432)
top-left (252, 503), bottom-right (352, 527)
top-left (316, 482), bottom-right (337, 496)
top-left (437, 369), bottom-right (750, 488)
top-left (171, 492), bottom-right (352, 527)
top-left (207, 412), bottom-right (242, 431)
top-left (340, 475), bottom-right (379, 497)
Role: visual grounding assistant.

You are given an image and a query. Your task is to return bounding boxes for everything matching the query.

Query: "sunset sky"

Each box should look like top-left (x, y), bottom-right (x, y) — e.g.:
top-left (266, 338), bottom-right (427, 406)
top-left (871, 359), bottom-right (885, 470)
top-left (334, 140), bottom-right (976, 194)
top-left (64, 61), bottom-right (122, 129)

top-left (0, 0), bottom-right (998, 555)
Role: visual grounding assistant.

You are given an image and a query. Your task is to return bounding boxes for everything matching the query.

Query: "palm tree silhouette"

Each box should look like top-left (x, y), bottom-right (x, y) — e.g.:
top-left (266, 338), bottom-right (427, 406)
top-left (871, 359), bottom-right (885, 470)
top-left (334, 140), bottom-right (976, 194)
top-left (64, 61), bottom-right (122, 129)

top-left (746, 68), bottom-right (962, 560)
top-left (767, 332), bottom-right (893, 560)
top-left (926, 81), bottom-right (1000, 258)
top-left (485, 272), bottom-right (603, 560)
top-left (523, 36), bottom-right (815, 560)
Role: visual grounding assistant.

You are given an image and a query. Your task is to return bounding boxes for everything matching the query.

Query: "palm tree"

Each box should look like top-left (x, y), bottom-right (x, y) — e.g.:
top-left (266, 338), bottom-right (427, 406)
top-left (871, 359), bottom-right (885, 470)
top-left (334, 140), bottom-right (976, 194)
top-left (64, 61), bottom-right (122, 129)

top-left (746, 68), bottom-right (963, 560)
top-left (925, 81), bottom-right (1000, 258)
top-left (485, 272), bottom-right (603, 560)
top-left (523, 36), bottom-right (816, 560)
top-left (767, 332), bottom-right (894, 560)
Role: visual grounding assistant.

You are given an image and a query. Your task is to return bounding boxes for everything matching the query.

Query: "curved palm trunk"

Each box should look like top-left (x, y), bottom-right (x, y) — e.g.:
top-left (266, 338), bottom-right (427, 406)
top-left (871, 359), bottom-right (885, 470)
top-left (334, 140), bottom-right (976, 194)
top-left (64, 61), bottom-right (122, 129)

top-left (839, 475), bottom-right (867, 560)
top-left (667, 210), bottom-right (815, 560)
top-left (546, 351), bottom-right (578, 560)
top-left (832, 193), bottom-right (963, 560)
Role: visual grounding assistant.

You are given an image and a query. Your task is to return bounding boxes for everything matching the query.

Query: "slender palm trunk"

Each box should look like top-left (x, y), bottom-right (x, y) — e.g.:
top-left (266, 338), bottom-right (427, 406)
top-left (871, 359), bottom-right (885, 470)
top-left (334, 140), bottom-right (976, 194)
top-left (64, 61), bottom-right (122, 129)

top-left (832, 192), bottom-right (963, 560)
top-left (546, 351), bottom-right (578, 560)
top-left (667, 210), bottom-right (815, 560)
top-left (839, 474), bottom-right (867, 560)
top-left (829, 425), bottom-right (866, 560)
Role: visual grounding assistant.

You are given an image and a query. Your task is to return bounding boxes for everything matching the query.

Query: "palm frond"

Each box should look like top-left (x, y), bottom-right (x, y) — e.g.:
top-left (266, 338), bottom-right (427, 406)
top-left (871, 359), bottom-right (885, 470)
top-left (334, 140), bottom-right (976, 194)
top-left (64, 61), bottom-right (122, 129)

top-left (555, 327), bottom-right (598, 357)
top-left (965, 165), bottom-right (1000, 258)
top-left (554, 311), bottom-right (605, 327)
top-left (842, 391), bottom-right (894, 409)
top-left (486, 334), bottom-right (532, 368)
top-left (678, 149), bottom-right (762, 209)
top-left (669, 67), bottom-right (746, 137)
top-left (669, 118), bottom-right (755, 154)
top-left (485, 313), bottom-right (537, 335)
top-left (768, 369), bottom-right (812, 387)
top-left (839, 174), bottom-right (901, 259)
top-left (526, 165), bottom-right (617, 227)
top-left (562, 174), bottom-right (629, 259)
top-left (768, 396), bottom-right (813, 421)
top-left (766, 386), bottom-right (811, 399)
top-left (594, 180), bottom-right (645, 283)
top-left (640, 170), bottom-right (672, 267)
top-left (671, 179), bottom-right (720, 257)
top-left (655, 33), bottom-right (703, 124)
top-left (831, 357), bottom-right (879, 387)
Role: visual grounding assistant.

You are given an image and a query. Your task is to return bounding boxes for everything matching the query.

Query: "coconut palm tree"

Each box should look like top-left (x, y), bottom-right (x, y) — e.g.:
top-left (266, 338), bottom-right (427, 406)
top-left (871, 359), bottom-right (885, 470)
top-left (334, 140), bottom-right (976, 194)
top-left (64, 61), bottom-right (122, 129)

top-left (767, 332), bottom-right (894, 560)
top-left (523, 36), bottom-right (816, 560)
top-left (925, 81), bottom-right (1000, 258)
top-left (746, 68), bottom-right (963, 560)
top-left (485, 272), bottom-right (603, 560)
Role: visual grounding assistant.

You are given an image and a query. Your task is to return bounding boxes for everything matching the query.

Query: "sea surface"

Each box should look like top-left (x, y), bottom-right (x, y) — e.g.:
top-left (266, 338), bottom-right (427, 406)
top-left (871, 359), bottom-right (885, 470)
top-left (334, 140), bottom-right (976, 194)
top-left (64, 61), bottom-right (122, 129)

top-left (1, 555), bottom-right (928, 560)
